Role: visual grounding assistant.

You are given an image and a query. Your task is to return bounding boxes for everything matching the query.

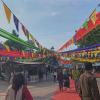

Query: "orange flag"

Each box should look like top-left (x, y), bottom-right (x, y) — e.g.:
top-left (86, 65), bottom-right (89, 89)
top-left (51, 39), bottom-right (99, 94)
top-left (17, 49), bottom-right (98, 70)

top-left (3, 2), bottom-right (11, 23)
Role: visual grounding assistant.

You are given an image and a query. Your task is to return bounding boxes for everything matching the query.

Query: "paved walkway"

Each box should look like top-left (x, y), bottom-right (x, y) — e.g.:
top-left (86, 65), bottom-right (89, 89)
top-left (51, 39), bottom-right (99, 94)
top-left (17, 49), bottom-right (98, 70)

top-left (52, 79), bottom-right (80, 100)
top-left (0, 78), bottom-right (100, 100)
top-left (52, 78), bottom-right (100, 100)
top-left (0, 80), bottom-right (9, 100)
top-left (29, 81), bottom-right (57, 100)
top-left (0, 80), bottom-right (57, 100)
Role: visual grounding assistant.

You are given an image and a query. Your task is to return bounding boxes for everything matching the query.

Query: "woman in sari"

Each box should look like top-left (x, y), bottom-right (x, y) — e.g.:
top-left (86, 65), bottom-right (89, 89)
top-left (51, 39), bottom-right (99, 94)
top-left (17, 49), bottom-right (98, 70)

top-left (5, 73), bottom-right (33, 100)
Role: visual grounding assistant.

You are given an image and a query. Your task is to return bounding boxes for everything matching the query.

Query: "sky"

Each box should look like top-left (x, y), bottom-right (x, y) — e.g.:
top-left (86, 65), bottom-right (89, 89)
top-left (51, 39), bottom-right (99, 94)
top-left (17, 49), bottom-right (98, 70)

top-left (0, 0), bottom-right (100, 50)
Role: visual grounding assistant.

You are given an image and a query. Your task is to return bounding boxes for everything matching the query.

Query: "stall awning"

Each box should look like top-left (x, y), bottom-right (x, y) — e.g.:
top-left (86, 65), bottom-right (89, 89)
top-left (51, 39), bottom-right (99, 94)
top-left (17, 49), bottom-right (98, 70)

top-left (15, 61), bottom-right (44, 65)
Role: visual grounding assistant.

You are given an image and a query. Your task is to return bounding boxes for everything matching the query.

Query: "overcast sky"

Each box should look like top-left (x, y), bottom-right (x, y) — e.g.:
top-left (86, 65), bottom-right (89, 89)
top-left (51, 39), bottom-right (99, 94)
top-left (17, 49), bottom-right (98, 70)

top-left (0, 0), bottom-right (100, 50)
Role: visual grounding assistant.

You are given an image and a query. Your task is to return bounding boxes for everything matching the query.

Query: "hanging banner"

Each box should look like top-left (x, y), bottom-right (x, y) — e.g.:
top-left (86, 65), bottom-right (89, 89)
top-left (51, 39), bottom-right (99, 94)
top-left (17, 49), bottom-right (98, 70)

top-left (75, 12), bottom-right (100, 42)
top-left (25, 29), bottom-right (29, 40)
top-left (3, 43), bottom-right (10, 52)
top-left (82, 20), bottom-right (88, 30)
top-left (22, 24), bottom-right (26, 35)
top-left (89, 9), bottom-right (96, 24)
top-left (87, 19), bottom-right (94, 33)
top-left (35, 40), bottom-right (40, 48)
top-left (13, 15), bottom-right (19, 32)
top-left (58, 37), bottom-right (74, 52)
top-left (3, 2), bottom-right (11, 23)
top-left (29, 34), bottom-right (35, 43)
top-left (21, 24), bottom-right (30, 40)
top-left (75, 27), bottom-right (87, 41)
top-left (95, 12), bottom-right (100, 26)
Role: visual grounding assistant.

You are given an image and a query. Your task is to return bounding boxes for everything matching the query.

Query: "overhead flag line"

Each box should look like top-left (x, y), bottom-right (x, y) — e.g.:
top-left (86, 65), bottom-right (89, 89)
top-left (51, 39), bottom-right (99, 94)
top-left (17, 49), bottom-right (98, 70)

top-left (58, 3), bottom-right (100, 52)
top-left (0, 0), bottom-right (45, 50)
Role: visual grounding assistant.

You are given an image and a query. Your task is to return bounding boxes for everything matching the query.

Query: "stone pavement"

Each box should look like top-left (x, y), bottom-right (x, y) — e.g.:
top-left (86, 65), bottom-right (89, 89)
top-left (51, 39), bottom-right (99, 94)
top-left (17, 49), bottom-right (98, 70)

top-left (0, 80), bottom-right (57, 100)
top-left (28, 81), bottom-right (57, 100)
top-left (0, 80), bottom-right (9, 100)
top-left (0, 79), bottom-right (100, 100)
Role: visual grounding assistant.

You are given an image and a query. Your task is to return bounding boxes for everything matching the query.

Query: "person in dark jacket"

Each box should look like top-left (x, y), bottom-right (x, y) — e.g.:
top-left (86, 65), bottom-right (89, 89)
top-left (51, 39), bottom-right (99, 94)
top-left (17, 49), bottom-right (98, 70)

top-left (57, 69), bottom-right (63, 92)
top-left (79, 62), bottom-right (100, 100)
top-left (63, 69), bottom-right (70, 90)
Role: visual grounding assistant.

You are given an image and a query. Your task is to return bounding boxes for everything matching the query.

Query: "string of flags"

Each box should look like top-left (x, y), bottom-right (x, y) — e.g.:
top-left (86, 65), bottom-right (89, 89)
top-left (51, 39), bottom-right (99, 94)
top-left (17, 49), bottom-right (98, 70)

top-left (1, 0), bottom-right (100, 54)
top-left (59, 44), bottom-right (100, 62)
top-left (1, 0), bottom-right (43, 49)
top-left (58, 37), bottom-right (74, 52)
top-left (58, 4), bottom-right (100, 52)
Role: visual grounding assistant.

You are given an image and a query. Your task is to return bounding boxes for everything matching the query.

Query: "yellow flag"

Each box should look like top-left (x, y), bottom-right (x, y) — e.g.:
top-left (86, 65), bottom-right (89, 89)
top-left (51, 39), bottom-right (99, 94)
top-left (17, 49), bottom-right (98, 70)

top-left (3, 44), bottom-right (10, 52)
top-left (3, 2), bottom-right (11, 23)
top-left (29, 34), bottom-right (35, 43)
top-left (89, 9), bottom-right (96, 24)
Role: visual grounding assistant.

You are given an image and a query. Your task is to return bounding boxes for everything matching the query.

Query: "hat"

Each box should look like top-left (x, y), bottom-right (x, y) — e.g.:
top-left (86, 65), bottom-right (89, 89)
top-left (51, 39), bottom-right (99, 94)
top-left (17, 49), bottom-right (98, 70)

top-left (84, 62), bottom-right (93, 70)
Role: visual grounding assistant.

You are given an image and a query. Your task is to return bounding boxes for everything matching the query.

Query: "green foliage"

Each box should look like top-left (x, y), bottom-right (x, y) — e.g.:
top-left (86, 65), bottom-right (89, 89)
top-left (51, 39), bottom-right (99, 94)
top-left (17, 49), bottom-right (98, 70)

top-left (76, 25), bottom-right (100, 48)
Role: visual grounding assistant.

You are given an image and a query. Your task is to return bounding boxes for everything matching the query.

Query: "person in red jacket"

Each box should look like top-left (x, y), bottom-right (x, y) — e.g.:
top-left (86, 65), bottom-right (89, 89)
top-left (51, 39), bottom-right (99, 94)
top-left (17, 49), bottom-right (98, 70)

top-left (5, 73), bottom-right (33, 100)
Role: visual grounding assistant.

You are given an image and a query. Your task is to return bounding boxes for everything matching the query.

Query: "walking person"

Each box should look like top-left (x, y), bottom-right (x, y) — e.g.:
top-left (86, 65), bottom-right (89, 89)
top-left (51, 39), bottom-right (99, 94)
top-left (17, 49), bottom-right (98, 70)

top-left (45, 71), bottom-right (48, 80)
top-left (79, 62), bottom-right (100, 100)
top-left (53, 71), bottom-right (57, 82)
top-left (72, 66), bottom-right (80, 92)
top-left (63, 69), bottom-right (70, 91)
top-left (57, 69), bottom-right (64, 92)
top-left (24, 70), bottom-right (28, 85)
top-left (5, 73), bottom-right (33, 100)
top-left (9, 72), bottom-right (14, 84)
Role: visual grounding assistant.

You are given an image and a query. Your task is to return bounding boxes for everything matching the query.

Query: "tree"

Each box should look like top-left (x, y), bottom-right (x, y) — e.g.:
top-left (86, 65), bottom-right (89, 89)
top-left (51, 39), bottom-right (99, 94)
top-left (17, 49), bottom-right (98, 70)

top-left (76, 25), bottom-right (100, 48)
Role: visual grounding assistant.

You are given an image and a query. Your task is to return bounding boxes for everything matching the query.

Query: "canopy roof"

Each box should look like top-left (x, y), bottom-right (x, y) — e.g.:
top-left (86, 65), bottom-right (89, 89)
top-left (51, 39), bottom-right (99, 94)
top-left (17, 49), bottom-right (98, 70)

top-left (15, 61), bottom-right (44, 65)
top-left (61, 43), bottom-right (100, 54)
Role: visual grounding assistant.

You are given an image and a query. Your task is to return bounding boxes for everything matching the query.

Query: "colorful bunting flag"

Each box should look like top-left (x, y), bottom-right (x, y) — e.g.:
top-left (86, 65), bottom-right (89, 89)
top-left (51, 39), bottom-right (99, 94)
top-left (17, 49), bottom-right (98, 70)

top-left (29, 34), bottom-right (35, 43)
top-left (13, 15), bottom-right (19, 32)
top-left (25, 29), bottom-right (29, 40)
top-left (71, 37), bottom-right (74, 44)
top-left (89, 9), bottom-right (96, 24)
top-left (58, 36), bottom-right (76, 52)
top-left (82, 20), bottom-right (88, 30)
top-left (35, 40), bottom-right (40, 47)
top-left (3, 2), bottom-right (11, 23)
top-left (22, 24), bottom-right (27, 36)
top-left (35, 39), bottom-right (43, 48)
top-left (3, 43), bottom-right (10, 52)
top-left (2, 1), bottom-right (43, 50)
top-left (22, 24), bottom-right (30, 40)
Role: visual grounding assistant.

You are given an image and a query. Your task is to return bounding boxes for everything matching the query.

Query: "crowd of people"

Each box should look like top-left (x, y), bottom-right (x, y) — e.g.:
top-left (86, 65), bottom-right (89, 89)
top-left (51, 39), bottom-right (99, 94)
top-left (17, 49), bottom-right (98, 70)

top-left (57, 68), bottom-right (70, 92)
top-left (2, 62), bottom-right (100, 100)
top-left (57, 62), bottom-right (100, 100)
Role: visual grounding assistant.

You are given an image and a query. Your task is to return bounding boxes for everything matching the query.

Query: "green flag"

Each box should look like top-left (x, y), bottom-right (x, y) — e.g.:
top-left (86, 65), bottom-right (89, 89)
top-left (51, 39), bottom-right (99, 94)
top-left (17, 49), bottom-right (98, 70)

top-left (82, 21), bottom-right (88, 30)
